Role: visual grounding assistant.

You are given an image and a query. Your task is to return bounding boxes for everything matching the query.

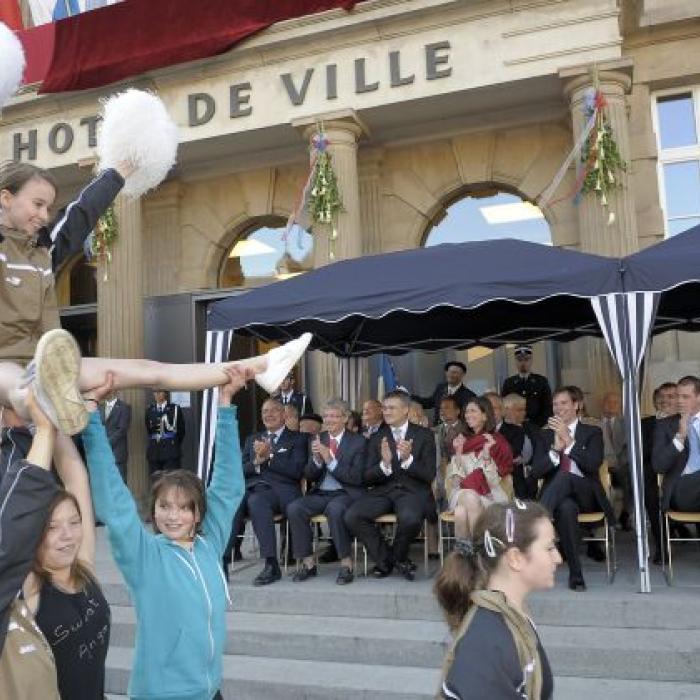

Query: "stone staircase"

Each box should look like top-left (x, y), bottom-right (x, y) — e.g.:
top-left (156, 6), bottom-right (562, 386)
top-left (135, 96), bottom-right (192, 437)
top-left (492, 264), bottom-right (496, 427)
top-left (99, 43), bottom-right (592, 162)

top-left (97, 529), bottom-right (700, 699)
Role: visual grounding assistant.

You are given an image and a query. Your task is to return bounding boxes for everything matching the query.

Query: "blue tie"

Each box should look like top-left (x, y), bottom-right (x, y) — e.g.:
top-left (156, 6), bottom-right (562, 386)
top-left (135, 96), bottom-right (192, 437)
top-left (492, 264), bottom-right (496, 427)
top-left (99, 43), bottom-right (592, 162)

top-left (685, 418), bottom-right (700, 475)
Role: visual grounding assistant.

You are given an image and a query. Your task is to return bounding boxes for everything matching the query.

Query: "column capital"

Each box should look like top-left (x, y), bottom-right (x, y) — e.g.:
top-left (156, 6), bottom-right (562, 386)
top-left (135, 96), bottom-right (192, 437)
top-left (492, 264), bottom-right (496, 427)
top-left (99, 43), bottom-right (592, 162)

top-left (559, 58), bottom-right (634, 101)
top-left (291, 108), bottom-right (369, 144)
top-left (144, 180), bottom-right (182, 213)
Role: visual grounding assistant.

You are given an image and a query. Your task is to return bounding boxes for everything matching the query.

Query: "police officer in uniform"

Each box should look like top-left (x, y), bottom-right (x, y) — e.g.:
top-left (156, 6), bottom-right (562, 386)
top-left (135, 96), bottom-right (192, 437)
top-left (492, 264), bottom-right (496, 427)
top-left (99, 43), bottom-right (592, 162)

top-left (501, 345), bottom-right (552, 428)
top-left (145, 390), bottom-right (185, 475)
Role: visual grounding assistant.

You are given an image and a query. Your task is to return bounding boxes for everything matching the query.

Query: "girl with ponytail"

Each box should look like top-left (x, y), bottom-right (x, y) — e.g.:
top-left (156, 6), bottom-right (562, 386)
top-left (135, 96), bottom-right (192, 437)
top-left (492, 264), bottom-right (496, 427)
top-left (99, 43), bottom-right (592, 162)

top-left (434, 501), bottom-right (560, 700)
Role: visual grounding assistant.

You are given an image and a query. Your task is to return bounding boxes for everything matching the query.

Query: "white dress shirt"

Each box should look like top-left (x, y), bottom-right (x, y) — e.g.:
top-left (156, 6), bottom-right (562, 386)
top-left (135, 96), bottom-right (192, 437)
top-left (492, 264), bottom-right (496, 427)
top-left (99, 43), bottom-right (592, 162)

top-left (673, 411), bottom-right (700, 453)
top-left (380, 421), bottom-right (414, 475)
top-left (548, 418), bottom-right (584, 478)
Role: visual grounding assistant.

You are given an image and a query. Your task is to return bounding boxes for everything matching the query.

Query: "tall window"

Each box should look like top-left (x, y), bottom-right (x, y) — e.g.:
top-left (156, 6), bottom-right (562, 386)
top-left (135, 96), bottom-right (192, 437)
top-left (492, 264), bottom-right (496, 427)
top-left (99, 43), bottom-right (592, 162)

top-left (220, 221), bottom-right (313, 288)
top-left (423, 187), bottom-right (551, 247)
top-left (653, 89), bottom-right (700, 237)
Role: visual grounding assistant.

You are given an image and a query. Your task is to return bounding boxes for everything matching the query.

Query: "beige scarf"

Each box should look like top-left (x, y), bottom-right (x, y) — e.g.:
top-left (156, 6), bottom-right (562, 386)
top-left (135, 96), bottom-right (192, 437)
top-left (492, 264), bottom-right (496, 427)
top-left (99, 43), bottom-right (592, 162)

top-left (437, 589), bottom-right (543, 700)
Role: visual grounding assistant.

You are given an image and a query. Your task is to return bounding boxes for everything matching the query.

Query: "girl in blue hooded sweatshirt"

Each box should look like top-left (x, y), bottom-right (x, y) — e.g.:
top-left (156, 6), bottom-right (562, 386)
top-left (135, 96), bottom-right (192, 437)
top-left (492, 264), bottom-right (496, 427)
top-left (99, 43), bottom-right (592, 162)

top-left (82, 366), bottom-right (251, 700)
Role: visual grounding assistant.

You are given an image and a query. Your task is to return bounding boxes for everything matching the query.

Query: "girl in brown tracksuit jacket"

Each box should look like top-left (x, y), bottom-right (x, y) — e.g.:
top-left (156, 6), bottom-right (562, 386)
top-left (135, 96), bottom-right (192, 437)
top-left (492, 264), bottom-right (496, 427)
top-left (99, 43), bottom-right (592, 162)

top-left (0, 162), bottom-right (306, 474)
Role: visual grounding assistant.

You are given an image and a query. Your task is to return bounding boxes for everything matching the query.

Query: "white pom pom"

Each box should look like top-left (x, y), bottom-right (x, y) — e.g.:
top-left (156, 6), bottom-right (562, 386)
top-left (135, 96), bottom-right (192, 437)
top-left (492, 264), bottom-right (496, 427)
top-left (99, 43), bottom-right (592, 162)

top-left (97, 89), bottom-right (179, 198)
top-left (0, 22), bottom-right (26, 111)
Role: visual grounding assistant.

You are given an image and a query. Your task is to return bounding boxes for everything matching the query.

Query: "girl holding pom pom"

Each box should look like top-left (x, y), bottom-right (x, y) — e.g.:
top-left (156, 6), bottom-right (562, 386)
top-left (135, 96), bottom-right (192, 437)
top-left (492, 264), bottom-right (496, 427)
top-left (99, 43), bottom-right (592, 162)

top-left (0, 158), bottom-right (311, 473)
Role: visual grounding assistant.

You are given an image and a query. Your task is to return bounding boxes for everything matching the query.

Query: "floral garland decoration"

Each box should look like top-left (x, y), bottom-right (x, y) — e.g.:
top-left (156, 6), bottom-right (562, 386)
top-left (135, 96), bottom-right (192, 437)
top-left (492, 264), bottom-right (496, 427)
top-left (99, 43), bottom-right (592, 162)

top-left (87, 203), bottom-right (118, 281)
top-left (307, 129), bottom-right (344, 259)
top-left (285, 124), bottom-right (344, 261)
top-left (536, 69), bottom-right (627, 226)
top-left (579, 89), bottom-right (626, 216)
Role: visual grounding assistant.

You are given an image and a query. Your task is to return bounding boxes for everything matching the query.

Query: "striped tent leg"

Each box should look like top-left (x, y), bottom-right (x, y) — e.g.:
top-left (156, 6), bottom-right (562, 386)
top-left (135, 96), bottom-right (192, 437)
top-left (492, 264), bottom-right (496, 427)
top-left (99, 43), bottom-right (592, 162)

top-left (592, 292), bottom-right (659, 594)
top-left (197, 329), bottom-right (233, 483)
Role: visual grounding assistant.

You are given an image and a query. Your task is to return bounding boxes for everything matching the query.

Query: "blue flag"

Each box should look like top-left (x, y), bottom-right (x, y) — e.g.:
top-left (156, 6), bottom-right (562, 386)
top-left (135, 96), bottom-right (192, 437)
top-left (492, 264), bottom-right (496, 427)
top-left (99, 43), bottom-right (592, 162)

top-left (378, 354), bottom-right (398, 399)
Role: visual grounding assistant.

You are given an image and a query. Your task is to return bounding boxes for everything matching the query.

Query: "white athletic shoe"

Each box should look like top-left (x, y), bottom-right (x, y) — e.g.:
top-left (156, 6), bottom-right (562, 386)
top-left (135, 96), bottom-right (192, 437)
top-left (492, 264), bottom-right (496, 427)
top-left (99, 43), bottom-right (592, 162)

top-left (22, 329), bottom-right (87, 435)
top-left (255, 333), bottom-right (313, 394)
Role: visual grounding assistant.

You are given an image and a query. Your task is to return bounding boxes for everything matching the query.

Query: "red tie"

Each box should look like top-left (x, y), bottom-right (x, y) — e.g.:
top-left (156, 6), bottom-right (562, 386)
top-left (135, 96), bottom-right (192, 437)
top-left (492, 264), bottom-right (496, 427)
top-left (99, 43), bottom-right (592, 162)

top-left (559, 450), bottom-right (572, 473)
top-left (329, 437), bottom-right (338, 458)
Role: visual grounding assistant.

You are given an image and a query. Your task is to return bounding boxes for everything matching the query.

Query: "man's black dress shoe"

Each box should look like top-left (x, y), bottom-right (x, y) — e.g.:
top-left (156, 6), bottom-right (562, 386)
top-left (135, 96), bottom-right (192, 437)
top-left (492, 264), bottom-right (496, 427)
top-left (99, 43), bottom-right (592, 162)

top-left (292, 563), bottom-right (318, 582)
top-left (253, 563), bottom-right (282, 586)
top-left (336, 566), bottom-right (354, 585)
top-left (396, 561), bottom-right (415, 581)
top-left (586, 542), bottom-right (606, 562)
top-left (319, 545), bottom-right (339, 564)
top-left (568, 576), bottom-right (587, 592)
top-left (371, 562), bottom-right (393, 578)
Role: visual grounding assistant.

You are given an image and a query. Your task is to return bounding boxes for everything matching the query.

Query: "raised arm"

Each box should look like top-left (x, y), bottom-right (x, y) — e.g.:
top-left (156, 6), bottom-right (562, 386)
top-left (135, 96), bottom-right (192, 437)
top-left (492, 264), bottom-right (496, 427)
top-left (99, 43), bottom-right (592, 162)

top-left (82, 379), bottom-right (154, 588)
top-left (0, 392), bottom-right (59, 653)
top-left (46, 167), bottom-right (131, 268)
top-left (203, 368), bottom-right (251, 555)
top-left (53, 433), bottom-right (97, 567)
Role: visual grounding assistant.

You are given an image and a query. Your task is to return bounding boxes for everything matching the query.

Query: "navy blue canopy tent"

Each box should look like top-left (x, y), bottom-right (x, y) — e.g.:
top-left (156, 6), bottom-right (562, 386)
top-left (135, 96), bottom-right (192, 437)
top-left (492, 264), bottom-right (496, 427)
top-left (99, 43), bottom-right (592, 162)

top-left (207, 238), bottom-right (622, 354)
top-left (200, 225), bottom-right (700, 592)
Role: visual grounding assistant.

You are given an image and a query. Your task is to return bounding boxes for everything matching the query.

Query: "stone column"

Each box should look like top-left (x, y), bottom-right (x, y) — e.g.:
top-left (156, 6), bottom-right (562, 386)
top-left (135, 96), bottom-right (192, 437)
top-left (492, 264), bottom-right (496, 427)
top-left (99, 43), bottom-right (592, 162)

top-left (359, 149), bottom-right (384, 256)
top-left (560, 61), bottom-right (638, 409)
top-left (97, 195), bottom-right (148, 502)
top-left (142, 182), bottom-right (181, 297)
top-left (293, 111), bottom-right (366, 407)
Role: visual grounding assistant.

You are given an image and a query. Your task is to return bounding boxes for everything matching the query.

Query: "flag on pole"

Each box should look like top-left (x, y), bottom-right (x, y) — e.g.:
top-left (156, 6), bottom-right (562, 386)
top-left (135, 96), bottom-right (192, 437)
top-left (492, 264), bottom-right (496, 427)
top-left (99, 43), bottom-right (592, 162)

top-left (377, 354), bottom-right (398, 400)
top-left (0, 0), bottom-right (23, 29)
top-left (27, 0), bottom-right (121, 26)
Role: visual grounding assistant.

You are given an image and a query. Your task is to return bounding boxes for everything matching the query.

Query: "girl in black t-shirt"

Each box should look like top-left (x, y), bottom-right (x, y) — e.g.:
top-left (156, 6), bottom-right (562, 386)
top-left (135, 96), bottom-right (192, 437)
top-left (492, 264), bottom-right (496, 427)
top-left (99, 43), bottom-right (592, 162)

top-left (434, 501), bottom-right (560, 700)
top-left (22, 385), bottom-right (112, 700)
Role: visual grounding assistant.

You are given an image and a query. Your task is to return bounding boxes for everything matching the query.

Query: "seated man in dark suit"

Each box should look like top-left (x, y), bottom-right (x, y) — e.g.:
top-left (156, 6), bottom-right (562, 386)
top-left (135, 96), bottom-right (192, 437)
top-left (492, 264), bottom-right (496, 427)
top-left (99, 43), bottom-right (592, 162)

top-left (344, 390), bottom-right (436, 581)
top-left (641, 382), bottom-right (677, 564)
top-left (224, 398), bottom-right (306, 585)
top-left (653, 375), bottom-right (700, 518)
top-left (533, 386), bottom-right (613, 592)
top-left (287, 399), bottom-right (367, 585)
top-left (413, 361), bottom-right (476, 425)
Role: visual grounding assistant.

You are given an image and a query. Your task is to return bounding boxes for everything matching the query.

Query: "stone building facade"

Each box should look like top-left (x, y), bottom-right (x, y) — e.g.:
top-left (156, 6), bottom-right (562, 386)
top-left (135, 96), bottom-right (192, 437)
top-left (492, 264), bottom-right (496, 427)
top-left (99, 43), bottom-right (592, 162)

top-left (3, 0), bottom-right (700, 490)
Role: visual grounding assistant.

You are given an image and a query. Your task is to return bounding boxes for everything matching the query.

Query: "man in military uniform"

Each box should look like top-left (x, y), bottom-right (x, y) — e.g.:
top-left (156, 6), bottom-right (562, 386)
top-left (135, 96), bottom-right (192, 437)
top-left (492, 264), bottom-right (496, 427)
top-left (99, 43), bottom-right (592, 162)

top-left (145, 390), bottom-right (186, 475)
top-left (501, 345), bottom-right (552, 428)
top-left (272, 371), bottom-right (313, 416)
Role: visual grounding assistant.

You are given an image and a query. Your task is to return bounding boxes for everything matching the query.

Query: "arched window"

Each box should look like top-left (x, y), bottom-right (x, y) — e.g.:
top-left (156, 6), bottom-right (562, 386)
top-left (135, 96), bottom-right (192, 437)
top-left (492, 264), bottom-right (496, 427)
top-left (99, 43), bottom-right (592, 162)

top-left (220, 219), bottom-right (313, 288)
top-left (406, 186), bottom-right (555, 411)
top-left (423, 187), bottom-right (551, 247)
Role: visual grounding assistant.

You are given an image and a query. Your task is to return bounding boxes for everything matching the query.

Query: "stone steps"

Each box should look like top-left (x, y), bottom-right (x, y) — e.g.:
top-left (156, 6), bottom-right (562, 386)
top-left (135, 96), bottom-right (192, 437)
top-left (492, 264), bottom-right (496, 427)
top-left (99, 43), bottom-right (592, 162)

top-left (108, 603), bottom-right (700, 683)
top-left (105, 648), bottom-right (441, 700)
top-left (96, 530), bottom-right (700, 699)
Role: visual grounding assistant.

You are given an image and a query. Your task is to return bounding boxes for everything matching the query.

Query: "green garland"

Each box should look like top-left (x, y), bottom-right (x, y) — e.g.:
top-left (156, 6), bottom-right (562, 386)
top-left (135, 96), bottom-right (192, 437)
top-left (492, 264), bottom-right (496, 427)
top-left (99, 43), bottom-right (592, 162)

top-left (90, 203), bottom-right (118, 280)
top-left (580, 113), bottom-right (626, 209)
top-left (308, 146), bottom-right (344, 259)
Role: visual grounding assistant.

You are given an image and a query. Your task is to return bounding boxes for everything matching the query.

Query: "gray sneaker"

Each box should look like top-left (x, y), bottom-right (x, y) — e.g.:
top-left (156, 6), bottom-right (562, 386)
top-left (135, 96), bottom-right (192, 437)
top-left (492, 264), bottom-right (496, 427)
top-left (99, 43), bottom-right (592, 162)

top-left (23, 329), bottom-right (86, 435)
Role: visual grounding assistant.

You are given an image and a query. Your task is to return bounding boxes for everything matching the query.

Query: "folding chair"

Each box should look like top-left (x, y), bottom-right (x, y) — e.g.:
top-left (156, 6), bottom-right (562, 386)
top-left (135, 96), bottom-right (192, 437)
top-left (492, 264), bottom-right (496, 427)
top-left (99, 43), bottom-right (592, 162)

top-left (660, 474), bottom-right (700, 584)
top-left (578, 461), bottom-right (616, 583)
top-left (354, 514), bottom-right (429, 576)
